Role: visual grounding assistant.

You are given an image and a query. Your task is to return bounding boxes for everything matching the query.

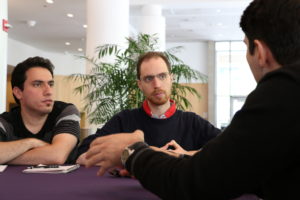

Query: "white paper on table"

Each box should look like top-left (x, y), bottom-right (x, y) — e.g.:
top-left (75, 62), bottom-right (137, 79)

top-left (0, 165), bottom-right (8, 172)
top-left (22, 164), bottom-right (80, 174)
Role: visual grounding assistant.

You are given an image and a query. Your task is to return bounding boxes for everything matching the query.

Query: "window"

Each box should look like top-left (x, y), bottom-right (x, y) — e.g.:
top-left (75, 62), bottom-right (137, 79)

top-left (215, 41), bottom-right (256, 129)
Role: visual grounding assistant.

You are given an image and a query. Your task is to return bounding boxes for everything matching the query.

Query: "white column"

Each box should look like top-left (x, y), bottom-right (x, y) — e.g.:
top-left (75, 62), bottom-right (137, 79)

top-left (0, 0), bottom-right (8, 112)
top-left (139, 5), bottom-right (166, 51)
top-left (86, 0), bottom-right (129, 72)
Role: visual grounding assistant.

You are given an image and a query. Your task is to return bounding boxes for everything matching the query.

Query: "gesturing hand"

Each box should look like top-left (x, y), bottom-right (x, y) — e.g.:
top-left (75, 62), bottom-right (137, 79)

top-left (85, 130), bottom-right (144, 176)
top-left (161, 140), bottom-right (188, 155)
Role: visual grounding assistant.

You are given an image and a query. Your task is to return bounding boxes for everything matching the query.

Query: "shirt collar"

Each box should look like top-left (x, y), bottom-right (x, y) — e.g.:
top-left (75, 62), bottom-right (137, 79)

top-left (142, 99), bottom-right (176, 119)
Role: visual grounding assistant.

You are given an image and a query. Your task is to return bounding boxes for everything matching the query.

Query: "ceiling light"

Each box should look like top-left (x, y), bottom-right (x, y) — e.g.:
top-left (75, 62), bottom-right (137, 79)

top-left (65, 42), bottom-right (71, 46)
top-left (67, 13), bottom-right (74, 18)
top-left (216, 9), bottom-right (221, 13)
top-left (46, 0), bottom-right (54, 4)
top-left (27, 20), bottom-right (36, 27)
top-left (78, 48), bottom-right (83, 52)
top-left (83, 24), bottom-right (87, 28)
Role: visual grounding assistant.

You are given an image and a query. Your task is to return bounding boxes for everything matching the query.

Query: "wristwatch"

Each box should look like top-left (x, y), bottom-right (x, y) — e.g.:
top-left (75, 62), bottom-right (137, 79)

top-left (121, 142), bottom-right (148, 166)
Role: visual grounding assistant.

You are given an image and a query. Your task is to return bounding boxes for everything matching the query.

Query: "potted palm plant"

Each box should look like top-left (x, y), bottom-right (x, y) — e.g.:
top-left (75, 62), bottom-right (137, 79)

top-left (69, 34), bottom-right (207, 124)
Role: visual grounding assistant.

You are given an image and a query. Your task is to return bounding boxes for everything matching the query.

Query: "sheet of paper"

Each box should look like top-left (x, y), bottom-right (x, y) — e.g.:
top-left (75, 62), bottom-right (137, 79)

top-left (22, 164), bottom-right (80, 174)
top-left (0, 165), bottom-right (7, 172)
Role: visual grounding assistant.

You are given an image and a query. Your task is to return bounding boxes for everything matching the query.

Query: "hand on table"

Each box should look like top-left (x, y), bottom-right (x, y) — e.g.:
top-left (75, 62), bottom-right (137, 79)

top-left (76, 153), bottom-right (88, 165)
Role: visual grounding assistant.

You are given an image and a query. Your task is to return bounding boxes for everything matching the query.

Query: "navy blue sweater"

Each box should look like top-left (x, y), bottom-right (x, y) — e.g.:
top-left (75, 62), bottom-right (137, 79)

top-left (78, 108), bottom-right (220, 155)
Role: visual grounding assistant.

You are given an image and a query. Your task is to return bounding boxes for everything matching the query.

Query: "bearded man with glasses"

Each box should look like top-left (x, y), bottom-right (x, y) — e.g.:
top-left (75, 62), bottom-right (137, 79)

top-left (77, 51), bottom-right (220, 166)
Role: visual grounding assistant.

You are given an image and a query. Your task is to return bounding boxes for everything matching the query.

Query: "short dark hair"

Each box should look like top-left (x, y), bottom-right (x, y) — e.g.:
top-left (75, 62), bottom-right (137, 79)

top-left (11, 56), bottom-right (54, 104)
top-left (240, 0), bottom-right (300, 66)
top-left (136, 51), bottom-right (171, 79)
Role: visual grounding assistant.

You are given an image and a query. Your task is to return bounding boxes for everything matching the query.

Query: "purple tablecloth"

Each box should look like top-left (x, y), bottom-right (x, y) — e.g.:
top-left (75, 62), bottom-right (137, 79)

top-left (0, 166), bottom-right (159, 200)
top-left (0, 166), bottom-right (260, 200)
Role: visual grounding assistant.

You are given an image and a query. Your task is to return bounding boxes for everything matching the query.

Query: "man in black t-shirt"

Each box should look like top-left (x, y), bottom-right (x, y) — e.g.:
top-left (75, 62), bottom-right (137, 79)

top-left (0, 57), bottom-right (80, 165)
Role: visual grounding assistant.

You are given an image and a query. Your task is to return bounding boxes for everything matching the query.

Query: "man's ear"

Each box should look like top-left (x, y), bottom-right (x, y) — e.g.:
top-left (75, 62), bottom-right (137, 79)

top-left (254, 39), bottom-right (268, 67)
top-left (254, 39), bottom-right (280, 71)
top-left (12, 87), bottom-right (22, 101)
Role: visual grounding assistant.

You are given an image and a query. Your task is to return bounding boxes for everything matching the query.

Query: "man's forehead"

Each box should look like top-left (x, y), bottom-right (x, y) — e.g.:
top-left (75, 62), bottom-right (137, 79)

top-left (140, 57), bottom-right (169, 75)
top-left (25, 67), bottom-right (53, 81)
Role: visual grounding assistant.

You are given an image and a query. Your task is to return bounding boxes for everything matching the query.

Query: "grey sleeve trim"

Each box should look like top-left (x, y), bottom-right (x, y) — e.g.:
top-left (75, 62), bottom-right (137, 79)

top-left (0, 121), bottom-right (6, 132)
top-left (55, 114), bottom-right (80, 126)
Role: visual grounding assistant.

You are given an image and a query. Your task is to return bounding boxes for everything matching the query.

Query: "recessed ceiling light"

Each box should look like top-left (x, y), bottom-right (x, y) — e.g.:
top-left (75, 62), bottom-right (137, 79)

top-left (27, 20), bottom-right (36, 27)
top-left (65, 42), bottom-right (71, 46)
top-left (216, 9), bottom-right (221, 13)
top-left (67, 13), bottom-right (74, 18)
top-left (83, 24), bottom-right (88, 28)
top-left (78, 48), bottom-right (83, 52)
top-left (46, 0), bottom-right (54, 4)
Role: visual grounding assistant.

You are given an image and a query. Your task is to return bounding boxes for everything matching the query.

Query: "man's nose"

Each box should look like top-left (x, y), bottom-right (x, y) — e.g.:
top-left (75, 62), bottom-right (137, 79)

top-left (43, 84), bottom-right (53, 96)
top-left (152, 76), bottom-right (162, 88)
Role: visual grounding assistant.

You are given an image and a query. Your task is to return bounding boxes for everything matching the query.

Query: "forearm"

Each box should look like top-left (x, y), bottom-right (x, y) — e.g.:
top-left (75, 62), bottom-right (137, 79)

top-left (8, 144), bottom-right (65, 165)
top-left (0, 139), bottom-right (42, 164)
top-left (9, 133), bottom-right (77, 165)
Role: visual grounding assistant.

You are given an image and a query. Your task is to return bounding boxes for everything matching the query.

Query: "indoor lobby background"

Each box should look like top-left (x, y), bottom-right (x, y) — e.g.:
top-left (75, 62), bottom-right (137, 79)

top-left (0, 0), bottom-right (255, 134)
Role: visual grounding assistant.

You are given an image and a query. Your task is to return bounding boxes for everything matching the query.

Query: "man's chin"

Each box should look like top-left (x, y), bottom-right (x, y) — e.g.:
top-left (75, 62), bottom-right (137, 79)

top-left (41, 106), bottom-right (53, 114)
top-left (148, 98), bottom-right (169, 106)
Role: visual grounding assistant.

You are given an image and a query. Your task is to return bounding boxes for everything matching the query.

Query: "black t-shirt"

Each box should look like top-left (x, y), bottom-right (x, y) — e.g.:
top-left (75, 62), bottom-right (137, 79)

top-left (0, 101), bottom-right (80, 163)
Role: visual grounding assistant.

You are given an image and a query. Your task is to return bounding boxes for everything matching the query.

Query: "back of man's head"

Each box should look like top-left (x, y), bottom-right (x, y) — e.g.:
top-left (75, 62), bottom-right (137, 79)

top-left (11, 56), bottom-right (55, 104)
top-left (240, 0), bottom-right (300, 66)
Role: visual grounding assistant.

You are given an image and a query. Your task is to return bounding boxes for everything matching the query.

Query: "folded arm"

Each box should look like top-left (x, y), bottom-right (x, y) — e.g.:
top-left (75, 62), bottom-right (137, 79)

top-left (0, 138), bottom-right (48, 164)
top-left (7, 133), bottom-right (77, 165)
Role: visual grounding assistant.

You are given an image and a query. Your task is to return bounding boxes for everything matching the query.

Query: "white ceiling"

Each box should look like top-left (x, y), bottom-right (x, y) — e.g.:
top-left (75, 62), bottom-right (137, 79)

top-left (7, 0), bottom-right (251, 54)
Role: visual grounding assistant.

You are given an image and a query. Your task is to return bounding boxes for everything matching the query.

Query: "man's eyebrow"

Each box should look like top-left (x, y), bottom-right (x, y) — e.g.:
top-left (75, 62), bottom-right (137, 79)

top-left (31, 80), bottom-right (54, 83)
top-left (32, 80), bottom-right (43, 83)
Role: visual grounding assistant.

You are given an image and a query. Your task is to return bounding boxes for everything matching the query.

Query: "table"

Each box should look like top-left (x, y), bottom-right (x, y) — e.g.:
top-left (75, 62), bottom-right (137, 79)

top-left (0, 166), bottom-right (260, 200)
top-left (0, 166), bottom-right (159, 200)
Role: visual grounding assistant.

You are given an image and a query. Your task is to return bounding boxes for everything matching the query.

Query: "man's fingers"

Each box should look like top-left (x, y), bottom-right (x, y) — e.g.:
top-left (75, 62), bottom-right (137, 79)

top-left (86, 152), bottom-right (105, 168)
top-left (86, 144), bottom-right (103, 159)
top-left (96, 163), bottom-right (111, 176)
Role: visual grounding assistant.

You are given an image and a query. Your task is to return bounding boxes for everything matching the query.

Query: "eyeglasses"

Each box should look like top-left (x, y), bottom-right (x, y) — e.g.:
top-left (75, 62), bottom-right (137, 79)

top-left (141, 72), bottom-right (170, 83)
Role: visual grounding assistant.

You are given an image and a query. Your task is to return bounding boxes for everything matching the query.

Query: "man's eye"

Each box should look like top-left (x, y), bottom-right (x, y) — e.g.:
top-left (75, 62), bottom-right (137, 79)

top-left (49, 82), bottom-right (54, 87)
top-left (33, 83), bottom-right (41, 87)
top-left (144, 76), bottom-right (154, 82)
top-left (158, 73), bottom-right (167, 80)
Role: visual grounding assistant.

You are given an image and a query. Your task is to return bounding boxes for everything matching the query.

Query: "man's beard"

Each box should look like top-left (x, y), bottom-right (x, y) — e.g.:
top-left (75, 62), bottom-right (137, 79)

top-left (147, 89), bottom-right (170, 106)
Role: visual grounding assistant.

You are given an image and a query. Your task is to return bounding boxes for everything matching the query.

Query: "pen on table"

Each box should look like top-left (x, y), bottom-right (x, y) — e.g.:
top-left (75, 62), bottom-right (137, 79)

top-left (27, 164), bottom-right (59, 169)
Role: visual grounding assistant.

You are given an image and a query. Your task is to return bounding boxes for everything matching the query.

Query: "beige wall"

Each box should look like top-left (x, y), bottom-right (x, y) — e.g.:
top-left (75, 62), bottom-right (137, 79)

top-left (183, 83), bottom-right (208, 120)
